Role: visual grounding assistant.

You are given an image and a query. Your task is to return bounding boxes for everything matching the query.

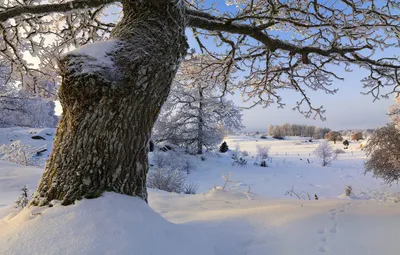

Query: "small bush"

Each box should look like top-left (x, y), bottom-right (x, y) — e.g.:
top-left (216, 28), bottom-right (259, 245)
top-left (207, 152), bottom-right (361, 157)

top-left (256, 144), bottom-right (270, 160)
top-left (314, 142), bottom-right (338, 166)
top-left (183, 183), bottom-right (198, 195)
top-left (152, 152), bottom-right (173, 169)
top-left (232, 154), bottom-right (247, 167)
top-left (285, 186), bottom-right (311, 200)
top-left (260, 160), bottom-right (267, 167)
top-left (14, 185), bottom-right (29, 209)
top-left (345, 185), bottom-right (352, 196)
top-left (219, 141), bottom-right (229, 153)
top-left (152, 152), bottom-right (195, 174)
top-left (241, 150), bottom-right (249, 157)
top-left (147, 167), bottom-right (186, 193)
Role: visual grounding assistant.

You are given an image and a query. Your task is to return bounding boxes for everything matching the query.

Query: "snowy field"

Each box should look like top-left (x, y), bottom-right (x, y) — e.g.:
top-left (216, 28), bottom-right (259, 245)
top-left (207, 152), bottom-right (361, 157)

top-left (1, 128), bottom-right (400, 255)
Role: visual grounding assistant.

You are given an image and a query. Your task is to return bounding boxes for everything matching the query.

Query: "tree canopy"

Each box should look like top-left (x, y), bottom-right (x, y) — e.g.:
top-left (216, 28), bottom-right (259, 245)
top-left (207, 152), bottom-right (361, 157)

top-left (1, 0), bottom-right (400, 118)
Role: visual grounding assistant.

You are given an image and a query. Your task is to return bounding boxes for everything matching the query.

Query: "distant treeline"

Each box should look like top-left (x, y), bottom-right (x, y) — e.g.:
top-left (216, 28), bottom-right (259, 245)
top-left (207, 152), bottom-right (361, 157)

top-left (268, 124), bottom-right (331, 139)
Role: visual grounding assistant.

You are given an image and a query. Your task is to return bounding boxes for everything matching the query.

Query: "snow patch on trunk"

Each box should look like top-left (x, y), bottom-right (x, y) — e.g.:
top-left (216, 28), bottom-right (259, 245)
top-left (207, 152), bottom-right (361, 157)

top-left (65, 40), bottom-right (121, 78)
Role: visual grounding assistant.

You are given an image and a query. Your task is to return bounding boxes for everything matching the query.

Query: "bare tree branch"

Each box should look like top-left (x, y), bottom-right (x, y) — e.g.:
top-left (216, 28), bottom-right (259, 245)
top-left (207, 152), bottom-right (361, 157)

top-left (0, 0), bottom-right (116, 22)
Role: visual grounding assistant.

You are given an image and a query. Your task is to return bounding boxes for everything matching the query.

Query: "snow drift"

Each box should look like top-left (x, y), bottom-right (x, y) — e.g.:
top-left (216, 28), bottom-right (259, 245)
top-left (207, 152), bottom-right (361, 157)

top-left (0, 193), bottom-right (218, 255)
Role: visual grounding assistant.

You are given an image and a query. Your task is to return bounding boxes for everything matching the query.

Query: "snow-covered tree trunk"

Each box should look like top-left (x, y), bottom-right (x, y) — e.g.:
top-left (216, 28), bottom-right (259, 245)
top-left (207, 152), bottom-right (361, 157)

top-left (31, 0), bottom-right (188, 206)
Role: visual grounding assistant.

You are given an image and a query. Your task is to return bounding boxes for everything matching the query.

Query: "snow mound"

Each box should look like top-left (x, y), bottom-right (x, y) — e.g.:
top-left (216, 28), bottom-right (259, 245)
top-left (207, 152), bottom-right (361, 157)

top-left (0, 193), bottom-right (216, 255)
top-left (204, 187), bottom-right (250, 201)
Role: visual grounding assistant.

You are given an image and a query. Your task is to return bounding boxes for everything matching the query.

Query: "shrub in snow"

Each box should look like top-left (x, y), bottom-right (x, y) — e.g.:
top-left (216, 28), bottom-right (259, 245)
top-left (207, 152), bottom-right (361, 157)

top-left (313, 142), bottom-right (337, 166)
top-left (260, 160), bottom-right (267, 167)
top-left (285, 186), bottom-right (311, 200)
top-left (0, 140), bottom-right (46, 166)
top-left (364, 124), bottom-right (400, 184)
top-left (14, 185), bottom-right (29, 209)
top-left (256, 144), bottom-right (270, 160)
top-left (232, 154), bottom-right (247, 167)
top-left (152, 152), bottom-right (174, 169)
top-left (200, 155), bottom-right (206, 161)
top-left (152, 152), bottom-right (195, 174)
top-left (183, 183), bottom-right (198, 195)
top-left (345, 185), bottom-right (353, 196)
top-left (219, 141), bottom-right (228, 153)
top-left (147, 167), bottom-right (186, 193)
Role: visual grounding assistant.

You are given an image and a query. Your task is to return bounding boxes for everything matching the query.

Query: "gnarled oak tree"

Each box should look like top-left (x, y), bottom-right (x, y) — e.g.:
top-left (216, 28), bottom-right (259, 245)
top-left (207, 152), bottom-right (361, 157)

top-left (1, 0), bottom-right (400, 205)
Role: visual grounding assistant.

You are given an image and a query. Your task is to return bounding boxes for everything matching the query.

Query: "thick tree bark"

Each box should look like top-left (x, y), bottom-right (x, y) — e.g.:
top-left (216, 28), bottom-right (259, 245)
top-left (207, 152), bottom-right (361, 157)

top-left (31, 0), bottom-right (188, 206)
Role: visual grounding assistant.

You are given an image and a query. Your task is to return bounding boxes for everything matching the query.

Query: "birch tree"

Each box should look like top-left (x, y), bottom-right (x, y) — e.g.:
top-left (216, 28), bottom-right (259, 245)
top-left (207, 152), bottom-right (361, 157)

top-left (1, 0), bottom-right (400, 206)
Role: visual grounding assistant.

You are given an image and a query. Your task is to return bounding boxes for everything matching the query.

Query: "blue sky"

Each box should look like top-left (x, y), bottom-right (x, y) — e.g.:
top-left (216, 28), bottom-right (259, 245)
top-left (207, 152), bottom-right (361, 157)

top-left (185, 1), bottom-right (398, 132)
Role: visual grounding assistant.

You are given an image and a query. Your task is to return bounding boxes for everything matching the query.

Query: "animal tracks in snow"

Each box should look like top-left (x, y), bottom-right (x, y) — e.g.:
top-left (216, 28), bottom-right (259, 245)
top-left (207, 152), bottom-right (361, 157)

top-left (317, 202), bottom-right (352, 252)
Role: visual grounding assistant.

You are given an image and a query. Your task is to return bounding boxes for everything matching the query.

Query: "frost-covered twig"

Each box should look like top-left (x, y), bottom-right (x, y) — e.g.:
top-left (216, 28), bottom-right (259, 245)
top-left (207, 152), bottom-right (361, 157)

top-left (0, 141), bottom-right (47, 166)
top-left (221, 172), bottom-right (232, 190)
top-left (285, 186), bottom-right (311, 200)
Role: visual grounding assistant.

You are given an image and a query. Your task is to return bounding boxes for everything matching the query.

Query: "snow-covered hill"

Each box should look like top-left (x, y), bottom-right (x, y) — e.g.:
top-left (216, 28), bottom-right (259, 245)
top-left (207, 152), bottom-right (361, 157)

top-left (1, 128), bottom-right (400, 255)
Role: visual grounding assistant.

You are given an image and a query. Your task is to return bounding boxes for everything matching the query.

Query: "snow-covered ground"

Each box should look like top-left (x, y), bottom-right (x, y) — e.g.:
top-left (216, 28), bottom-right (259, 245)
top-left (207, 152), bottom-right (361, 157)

top-left (1, 128), bottom-right (400, 255)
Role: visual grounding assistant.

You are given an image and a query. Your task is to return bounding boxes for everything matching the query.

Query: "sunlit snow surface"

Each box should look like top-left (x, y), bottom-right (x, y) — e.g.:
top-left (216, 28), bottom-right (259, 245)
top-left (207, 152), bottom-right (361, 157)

top-left (1, 129), bottom-right (400, 255)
